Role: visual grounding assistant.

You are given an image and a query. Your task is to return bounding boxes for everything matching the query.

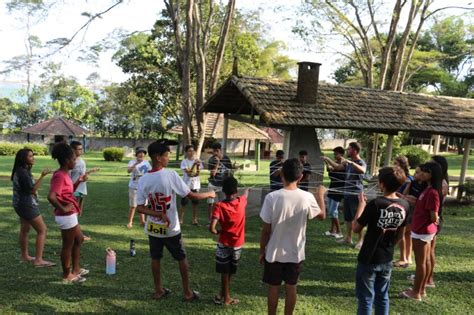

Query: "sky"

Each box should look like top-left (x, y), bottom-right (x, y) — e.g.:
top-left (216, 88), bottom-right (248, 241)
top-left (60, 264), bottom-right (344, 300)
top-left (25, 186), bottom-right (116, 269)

top-left (0, 0), bottom-right (472, 87)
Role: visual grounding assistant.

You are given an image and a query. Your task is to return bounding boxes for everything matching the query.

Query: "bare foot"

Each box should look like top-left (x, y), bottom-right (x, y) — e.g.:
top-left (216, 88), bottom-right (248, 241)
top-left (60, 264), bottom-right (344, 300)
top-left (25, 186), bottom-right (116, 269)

top-left (83, 235), bottom-right (92, 241)
top-left (224, 298), bottom-right (240, 305)
top-left (126, 223), bottom-right (133, 229)
top-left (33, 259), bottom-right (56, 267)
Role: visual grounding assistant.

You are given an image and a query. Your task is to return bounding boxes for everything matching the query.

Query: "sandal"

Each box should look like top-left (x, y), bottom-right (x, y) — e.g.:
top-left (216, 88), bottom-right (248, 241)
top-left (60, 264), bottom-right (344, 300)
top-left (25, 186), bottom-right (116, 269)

top-left (152, 288), bottom-right (171, 300)
top-left (213, 295), bottom-right (222, 305)
top-left (183, 290), bottom-right (200, 302)
top-left (224, 298), bottom-right (240, 305)
top-left (34, 261), bottom-right (56, 268)
top-left (76, 268), bottom-right (89, 276)
top-left (399, 289), bottom-right (421, 301)
top-left (394, 261), bottom-right (409, 268)
top-left (62, 275), bottom-right (86, 284)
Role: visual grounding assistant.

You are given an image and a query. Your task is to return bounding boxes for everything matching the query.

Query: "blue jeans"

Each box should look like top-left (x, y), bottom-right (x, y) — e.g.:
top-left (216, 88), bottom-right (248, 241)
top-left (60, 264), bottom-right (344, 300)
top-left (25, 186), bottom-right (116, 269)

top-left (355, 262), bottom-right (392, 315)
top-left (326, 197), bottom-right (340, 219)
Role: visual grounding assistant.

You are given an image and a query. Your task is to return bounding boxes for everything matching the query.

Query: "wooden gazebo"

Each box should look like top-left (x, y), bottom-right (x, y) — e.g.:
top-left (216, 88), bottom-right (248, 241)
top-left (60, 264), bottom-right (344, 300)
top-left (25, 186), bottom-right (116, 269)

top-left (203, 62), bottom-right (474, 199)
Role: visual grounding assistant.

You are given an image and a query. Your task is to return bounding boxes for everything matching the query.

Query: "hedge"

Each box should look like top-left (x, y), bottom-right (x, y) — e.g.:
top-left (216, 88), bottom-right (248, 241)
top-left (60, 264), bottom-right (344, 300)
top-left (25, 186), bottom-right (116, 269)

top-left (399, 145), bottom-right (431, 168)
top-left (103, 147), bottom-right (124, 162)
top-left (0, 142), bottom-right (48, 156)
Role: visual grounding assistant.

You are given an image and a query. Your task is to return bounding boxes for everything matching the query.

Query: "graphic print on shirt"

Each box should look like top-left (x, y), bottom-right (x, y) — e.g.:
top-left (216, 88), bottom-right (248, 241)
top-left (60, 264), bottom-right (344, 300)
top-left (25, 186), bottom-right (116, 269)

top-left (147, 192), bottom-right (172, 235)
top-left (377, 203), bottom-right (406, 231)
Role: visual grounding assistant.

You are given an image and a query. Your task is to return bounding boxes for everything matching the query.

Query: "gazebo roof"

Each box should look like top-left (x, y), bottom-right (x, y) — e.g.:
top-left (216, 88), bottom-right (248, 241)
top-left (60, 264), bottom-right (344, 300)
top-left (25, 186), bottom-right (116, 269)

top-left (169, 113), bottom-right (270, 141)
top-left (22, 117), bottom-right (87, 136)
top-left (203, 75), bottom-right (474, 138)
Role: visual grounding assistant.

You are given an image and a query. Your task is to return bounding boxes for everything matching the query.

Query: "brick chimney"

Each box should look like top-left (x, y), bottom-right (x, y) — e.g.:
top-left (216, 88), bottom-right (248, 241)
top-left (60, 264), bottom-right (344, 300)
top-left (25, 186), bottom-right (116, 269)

top-left (296, 61), bottom-right (321, 104)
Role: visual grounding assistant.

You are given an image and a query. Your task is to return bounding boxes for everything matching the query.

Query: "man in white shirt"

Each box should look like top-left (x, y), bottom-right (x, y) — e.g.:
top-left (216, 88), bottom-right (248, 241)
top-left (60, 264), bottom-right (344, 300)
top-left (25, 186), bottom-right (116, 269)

top-left (136, 139), bottom-right (215, 301)
top-left (127, 147), bottom-right (152, 228)
top-left (179, 144), bottom-right (203, 225)
top-left (259, 158), bottom-right (326, 315)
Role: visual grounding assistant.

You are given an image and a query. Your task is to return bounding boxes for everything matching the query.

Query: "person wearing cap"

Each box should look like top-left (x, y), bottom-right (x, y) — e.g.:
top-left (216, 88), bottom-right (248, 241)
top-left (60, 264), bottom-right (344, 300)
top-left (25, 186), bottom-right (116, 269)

top-left (136, 139), bottom-right (216, 301)
top-left (126, 147), bottom-right (152, 229)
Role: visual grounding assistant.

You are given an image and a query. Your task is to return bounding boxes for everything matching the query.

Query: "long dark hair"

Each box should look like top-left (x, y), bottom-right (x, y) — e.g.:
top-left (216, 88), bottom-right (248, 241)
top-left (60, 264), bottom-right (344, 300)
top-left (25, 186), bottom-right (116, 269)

top-left (11, 148), bottom-right (33, 181)
top-left (432, 155), bottom-right (449, 185)
top-left (420, 161), bottom-right (443, 198)
top-left (395, 155), bottom-right (410, 177)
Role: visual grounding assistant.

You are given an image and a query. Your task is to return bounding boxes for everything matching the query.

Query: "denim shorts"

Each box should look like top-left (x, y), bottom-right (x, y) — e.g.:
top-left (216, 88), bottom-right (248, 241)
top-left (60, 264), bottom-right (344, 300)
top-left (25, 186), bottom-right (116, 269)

top-left (327, 197), bottom-right (340, 219)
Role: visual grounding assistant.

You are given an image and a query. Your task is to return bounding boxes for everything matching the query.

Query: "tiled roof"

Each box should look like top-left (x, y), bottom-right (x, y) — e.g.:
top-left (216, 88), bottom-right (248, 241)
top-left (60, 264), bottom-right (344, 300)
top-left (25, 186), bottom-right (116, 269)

top-left (169, 113), bottom-right (270, 140)
top-left (22, 117), bottom-right (87, 136)
top-left (204, 76), bottom-right (474, 138)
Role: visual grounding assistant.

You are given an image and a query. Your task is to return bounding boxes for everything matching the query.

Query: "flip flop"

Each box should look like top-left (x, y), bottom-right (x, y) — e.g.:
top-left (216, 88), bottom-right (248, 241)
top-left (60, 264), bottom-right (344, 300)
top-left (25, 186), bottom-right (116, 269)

top-left (183, 290), bottom-right (200, 302)
top-left (62, 275), bottom-right (86, 284)
top-left (394, 261), bottom-right (409, 268)
top-left (152, 288), bottom-right (171, 300)
top-left (19, 257), bottom-right (35, 264)
top-left (399, 289), bottom-right (421, 301)
top-left (83, 235), bottom-right (92, 241)
top-left (76, 268), bottom-right (89, 276)
top-left (213, 295), bottom-right (223, 305)
top-left (34, 261), bottom-right (56, 268)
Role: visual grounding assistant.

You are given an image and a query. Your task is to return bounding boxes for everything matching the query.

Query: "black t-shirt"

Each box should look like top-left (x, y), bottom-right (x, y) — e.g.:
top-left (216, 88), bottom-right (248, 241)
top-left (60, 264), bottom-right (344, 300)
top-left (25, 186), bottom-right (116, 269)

top-left (12, 167), bottom-right (38, 211)
top-left (269, 160), bottom-right (284, 191)
top-left (357, 197), bottom-right (409, 264)
top-left (328, 165), bottom-right (345, 202)
top-left (208, 155), bottom-right (232, 187)
top-left (298, 162), bottom-right (312, 191)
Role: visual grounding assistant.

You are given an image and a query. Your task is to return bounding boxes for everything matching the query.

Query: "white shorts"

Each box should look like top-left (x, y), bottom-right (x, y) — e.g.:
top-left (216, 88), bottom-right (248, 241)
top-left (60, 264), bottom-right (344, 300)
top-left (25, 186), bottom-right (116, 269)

top-left (411, 231), bottom-right (435, 243)
top-left (129, 188), bottom-right (138, 207)
top-left (207, 183), bottom-right (223, 204)
top-left (55, 214), bottom-right (79, 230)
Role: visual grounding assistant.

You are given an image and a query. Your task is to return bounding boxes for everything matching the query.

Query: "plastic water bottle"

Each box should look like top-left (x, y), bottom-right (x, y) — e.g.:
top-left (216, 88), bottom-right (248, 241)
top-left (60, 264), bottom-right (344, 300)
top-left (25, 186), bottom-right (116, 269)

top-left (106, 248), bottom-right (116, 275)
top-left (130, 240), bottom-right (136, 257)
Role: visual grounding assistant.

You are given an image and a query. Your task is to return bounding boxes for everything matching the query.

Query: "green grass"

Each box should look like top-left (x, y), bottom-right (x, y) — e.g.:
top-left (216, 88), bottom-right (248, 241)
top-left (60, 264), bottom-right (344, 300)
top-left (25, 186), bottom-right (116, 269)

top-left (0, 153), bottom-right (473, 313)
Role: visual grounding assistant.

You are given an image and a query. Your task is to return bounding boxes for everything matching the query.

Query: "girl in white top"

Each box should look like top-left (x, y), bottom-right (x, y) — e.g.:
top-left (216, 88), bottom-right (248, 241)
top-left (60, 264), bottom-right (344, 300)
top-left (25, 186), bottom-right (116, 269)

top-left (126, 147), bottom-right (151, 228)
top-left (179, 145), bottom-right (203, 225)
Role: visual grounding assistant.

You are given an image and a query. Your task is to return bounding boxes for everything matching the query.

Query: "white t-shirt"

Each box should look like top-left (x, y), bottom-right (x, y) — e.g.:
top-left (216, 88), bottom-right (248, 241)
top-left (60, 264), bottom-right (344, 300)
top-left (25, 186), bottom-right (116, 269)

top-left (70, 157), bottom-right (87, 195)
top-left (180, 158), bottom-right (203, 190)
top-left (260, 188), bottom-right (321, 263)
top-left (137, 168), bottom-right (191, 238)
top-left (128, 160), bottom-right (152, 189)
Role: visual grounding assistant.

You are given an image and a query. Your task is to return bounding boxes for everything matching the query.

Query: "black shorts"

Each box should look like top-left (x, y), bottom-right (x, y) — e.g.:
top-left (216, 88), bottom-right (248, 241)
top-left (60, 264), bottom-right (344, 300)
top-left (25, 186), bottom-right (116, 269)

top-left (180, 189), bottom-right (199, 206)
top-left (14, 206), bottom-right (40, 221)
top-left (343, 195), bottom-right (359, 222)
top-left (263, 260), bottom-right (302, 286)
top-left (215, 243), bottom-right (242, 274)
top-left (149, 234), bottom-right (186, 261)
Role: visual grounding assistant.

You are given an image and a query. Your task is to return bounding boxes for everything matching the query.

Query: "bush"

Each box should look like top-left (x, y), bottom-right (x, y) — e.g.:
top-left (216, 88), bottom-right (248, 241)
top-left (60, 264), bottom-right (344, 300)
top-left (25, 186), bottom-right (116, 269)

top-left (0, 142), bottom-right (48, 156)
top-left (399, 145), bottom-right (431, 168)
top-left (103, 147), bottom-right (124, 162)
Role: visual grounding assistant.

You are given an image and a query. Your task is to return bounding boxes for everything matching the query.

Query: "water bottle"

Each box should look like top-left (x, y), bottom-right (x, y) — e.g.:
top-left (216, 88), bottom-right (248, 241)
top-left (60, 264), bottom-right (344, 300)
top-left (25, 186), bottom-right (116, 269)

top-left (130, 239), bottom-right (136, 257)
top-left (106, 248), bottom-right (116, 275)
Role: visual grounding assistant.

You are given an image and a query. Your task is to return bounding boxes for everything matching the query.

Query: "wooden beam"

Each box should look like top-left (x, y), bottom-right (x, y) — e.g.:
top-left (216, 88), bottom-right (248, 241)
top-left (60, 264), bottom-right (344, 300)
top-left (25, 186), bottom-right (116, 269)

top-left (370, 133), bottom-right (379, 175)
top-left (457, 138), bottom-right (472, 200)
top-left (384, 134), bottom-right (395, 166)
top-left (283, 130), bottom-right (291, 159)
top-left (222, 117), bottom-right (229, 156)
top-left (255, 139), bottom-right (261, 171)
top-left (433, 134), bottom-right (441, 155)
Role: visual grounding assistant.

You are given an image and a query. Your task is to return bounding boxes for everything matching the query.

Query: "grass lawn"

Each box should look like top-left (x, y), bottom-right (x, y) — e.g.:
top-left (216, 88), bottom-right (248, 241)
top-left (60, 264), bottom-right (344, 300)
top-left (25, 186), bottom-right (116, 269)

top-left (0, 152), bottom-right (473, 313)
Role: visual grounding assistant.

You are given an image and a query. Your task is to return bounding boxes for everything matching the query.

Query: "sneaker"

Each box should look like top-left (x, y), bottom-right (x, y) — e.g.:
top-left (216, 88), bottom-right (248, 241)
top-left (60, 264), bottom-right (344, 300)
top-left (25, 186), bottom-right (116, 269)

top-left (354, 242), bottom-right (363, 250)
top-left (333, 233), bottom-right (344, 239)
top-left (324, 231), bottom-right (335, 237)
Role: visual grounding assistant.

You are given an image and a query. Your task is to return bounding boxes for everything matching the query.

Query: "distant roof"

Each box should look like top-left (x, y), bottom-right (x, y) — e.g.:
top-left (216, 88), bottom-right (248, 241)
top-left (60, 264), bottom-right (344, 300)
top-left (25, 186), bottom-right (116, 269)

top-left (204, 75), bottom-right (474, 138)
top-left (169, 113), bottom-right (270, 141)
top-left (22, 117), bottom-right (87, 136)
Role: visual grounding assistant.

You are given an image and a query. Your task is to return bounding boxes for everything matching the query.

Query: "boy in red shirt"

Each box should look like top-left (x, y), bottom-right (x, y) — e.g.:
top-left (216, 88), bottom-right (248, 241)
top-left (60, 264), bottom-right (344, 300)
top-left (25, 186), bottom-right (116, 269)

top-left (209, 176), bottom-right (248, 305)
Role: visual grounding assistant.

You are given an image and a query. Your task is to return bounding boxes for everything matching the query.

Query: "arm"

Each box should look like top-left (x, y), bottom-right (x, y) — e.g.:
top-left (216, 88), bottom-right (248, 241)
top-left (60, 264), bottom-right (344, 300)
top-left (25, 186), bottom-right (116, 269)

top-left (259, 223), bottom-right (272, 264)
top-left (314, 186), bottom-right (326, 220)
top-left (187, 190), bottom-right (215, 200)
top-left (352, 192), bottom-right (367, 233)
top-left (127, 161), bottom-right (139, 173)
top-left (47, 191), bottom-right (74, 214)
top-left (347, 160), bottom-right (366, 174)
top-left (430, 211), bottom-right (439, 225)
top-left (209, 158), bottom-right (220, 177)
top-left (321, 156), bottom-right (345, 171)
top-left (73, 174), bottom-right (88, 190)
top-left (209, 217), bottom-right (219, 235)
top-left (136, 204), bottom-right (161, 217)
top-left (32, 168), bottom-right (51, 194)
top-left (395, 226), bottom-right (406, 244)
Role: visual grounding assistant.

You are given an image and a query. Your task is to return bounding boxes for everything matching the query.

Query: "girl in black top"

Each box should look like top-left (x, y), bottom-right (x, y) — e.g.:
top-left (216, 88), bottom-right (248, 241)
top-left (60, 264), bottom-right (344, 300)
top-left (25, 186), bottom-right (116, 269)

top-left (11, 148), bottom-right (55, 267)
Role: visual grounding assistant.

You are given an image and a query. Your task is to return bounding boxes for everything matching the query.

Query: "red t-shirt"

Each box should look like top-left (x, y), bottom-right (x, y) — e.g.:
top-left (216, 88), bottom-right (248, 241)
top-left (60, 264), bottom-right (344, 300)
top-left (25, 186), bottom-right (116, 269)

top-left (50, 170), bottom-right (80, 216)
top-left (212, 196), bottom-right (247, 248)
top-left (411, 187), bottom-right (440, 234)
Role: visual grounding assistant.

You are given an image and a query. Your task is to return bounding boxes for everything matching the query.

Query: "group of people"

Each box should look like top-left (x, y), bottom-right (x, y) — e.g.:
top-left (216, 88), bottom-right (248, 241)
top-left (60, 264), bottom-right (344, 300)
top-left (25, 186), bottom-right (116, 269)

top-left (11, 138), bottom-right (448, 314)
top-left (12, 141), bottom-right (94, 283)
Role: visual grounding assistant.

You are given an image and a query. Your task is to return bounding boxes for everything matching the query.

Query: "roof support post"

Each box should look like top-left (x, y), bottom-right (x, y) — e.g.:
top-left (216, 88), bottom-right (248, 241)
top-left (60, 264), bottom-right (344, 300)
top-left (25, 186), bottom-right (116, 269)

top-left (176, 134), bottom-right (181, 161)
top-left (370, 133), bottom-right (379, 175)
top-left (283, 130), bottom-right (291, 160)
top-left (222, 117), bottom-right (229, 156)
top-left (255, 139), bottom-right (261, 171)
top-left (457, 138), bottom-right (472, 200)
top-left (82, 135), bottom-right (86, 153)
top-left (433, 135), bottom-right (441, 155)
top-left (384, 134), bottom-right (395, 167)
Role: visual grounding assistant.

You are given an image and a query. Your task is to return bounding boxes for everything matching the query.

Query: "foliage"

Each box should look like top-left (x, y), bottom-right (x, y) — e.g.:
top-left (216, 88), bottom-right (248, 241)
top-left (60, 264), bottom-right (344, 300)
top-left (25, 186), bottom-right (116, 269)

top-left (399, 145), bottom-right (431, 168)
top-left (0, 141), bottom-right (47, 156)
top-left (102, 147), bottom-right (124, 161)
